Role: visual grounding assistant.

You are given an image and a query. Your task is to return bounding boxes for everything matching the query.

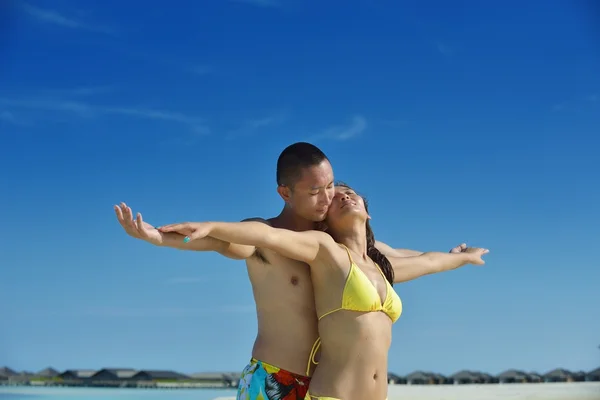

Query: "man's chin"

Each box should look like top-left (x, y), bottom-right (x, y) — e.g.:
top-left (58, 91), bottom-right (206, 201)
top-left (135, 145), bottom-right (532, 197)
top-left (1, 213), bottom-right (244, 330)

top-left (313, 212), bottom-right (328, 222)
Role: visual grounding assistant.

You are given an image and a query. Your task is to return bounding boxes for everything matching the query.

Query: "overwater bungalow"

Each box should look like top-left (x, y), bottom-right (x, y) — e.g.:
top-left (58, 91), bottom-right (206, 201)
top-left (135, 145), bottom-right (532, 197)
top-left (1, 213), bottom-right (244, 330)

top-left (58, 369), bottom-right (97, 385)
top-left (527, 372), bottom-right (544, 383)
top-left (386, 373), bottom-right (406, 384)
top-left (449, 370), bottom-right (481, 385)
top-left (35, 368), bottom-right (59, 378)
top-left (586, 367), bottom-right (600, 382)
top-left (405, 371), bottom-right (439, 385)
top-left (497, 369), bottom-right (531, 384)
top-left (543, 368), bottom-right (584, 383)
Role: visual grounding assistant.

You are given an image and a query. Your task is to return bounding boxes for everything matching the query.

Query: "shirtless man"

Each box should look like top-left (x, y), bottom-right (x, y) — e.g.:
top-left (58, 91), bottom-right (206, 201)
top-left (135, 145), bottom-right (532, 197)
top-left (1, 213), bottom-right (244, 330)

top-left (115, 142), bottom-right (467, 400)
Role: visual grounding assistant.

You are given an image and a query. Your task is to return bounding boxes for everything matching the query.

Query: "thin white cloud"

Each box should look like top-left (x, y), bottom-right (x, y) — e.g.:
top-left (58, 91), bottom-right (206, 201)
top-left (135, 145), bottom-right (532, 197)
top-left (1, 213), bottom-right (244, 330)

top-left (436, 41), bottom-right (453, 56)
top-left (231, 0), bottom-right (281, 8)
top-left (21, 3), bottom-right (115, 35)
top-left (0, 111), bottom-right (18, 125)
top-left (105, 107), bottom-right (210, 135)
top-left (245, 113), bottom-right (288, 130)
top-left (0, 98), bottom-right (93, 115)
top-left (47, 86), bottom-right (116, 97)
top-left (227, 111), bottom-right (288, 139)
top-left (0, 110), bottom-right (33, 127)
top-left (104, 106), bottom-right (204, 126)
top-left (187, 65), bottom-right (213, 76)
top-left (0, 97), bottom-right (209, 133)
top-left (319, 115), bottom-right (367, 141)
top-left (165, 277), bottom-right (207, 284)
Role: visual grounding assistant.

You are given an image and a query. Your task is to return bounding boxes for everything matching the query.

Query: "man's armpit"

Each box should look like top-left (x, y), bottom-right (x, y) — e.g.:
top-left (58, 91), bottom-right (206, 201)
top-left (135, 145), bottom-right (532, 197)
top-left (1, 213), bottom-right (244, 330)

top-left (241, 217), bottom-right (270, 263)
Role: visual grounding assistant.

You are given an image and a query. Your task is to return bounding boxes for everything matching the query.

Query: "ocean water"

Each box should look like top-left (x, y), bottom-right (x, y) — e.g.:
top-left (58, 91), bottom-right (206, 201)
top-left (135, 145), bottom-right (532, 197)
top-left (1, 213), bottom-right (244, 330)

top-left (0, 387), bottom-right (236, 400)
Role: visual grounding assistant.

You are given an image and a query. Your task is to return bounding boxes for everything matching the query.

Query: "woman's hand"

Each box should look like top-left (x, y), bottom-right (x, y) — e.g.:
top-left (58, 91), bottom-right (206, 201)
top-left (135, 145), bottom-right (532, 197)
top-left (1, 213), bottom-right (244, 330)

top-left (158, 222), bottom-right (213, 243)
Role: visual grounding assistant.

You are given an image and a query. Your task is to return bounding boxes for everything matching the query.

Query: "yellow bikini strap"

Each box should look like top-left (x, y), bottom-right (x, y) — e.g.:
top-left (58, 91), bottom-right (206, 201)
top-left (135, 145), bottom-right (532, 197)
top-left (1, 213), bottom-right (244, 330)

top-left (374, 261), bottom-right (388, 282)
top-left (306, 337), bottom-right (321, 376)
top-left (340, 244), bottom-right (354, 265)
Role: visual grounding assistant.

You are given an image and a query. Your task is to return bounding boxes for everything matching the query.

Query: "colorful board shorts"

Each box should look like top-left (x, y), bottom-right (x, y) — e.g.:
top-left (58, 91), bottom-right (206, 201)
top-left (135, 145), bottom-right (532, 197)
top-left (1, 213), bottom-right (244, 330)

top-left (237, 358), bottom-right (311, 400)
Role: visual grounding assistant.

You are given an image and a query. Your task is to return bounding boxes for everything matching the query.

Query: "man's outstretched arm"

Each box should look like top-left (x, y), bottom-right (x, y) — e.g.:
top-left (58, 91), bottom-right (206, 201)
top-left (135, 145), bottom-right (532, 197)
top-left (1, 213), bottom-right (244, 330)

top-left (157, 230), bottom-right (255, 260)
top-left (115, 203), bottom-right (255, 260)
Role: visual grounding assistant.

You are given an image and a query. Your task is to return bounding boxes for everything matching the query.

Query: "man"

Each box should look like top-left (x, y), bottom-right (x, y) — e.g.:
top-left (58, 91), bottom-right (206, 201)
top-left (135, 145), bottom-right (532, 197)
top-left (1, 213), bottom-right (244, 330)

top-left (115, 142), bottom-right (466, 400)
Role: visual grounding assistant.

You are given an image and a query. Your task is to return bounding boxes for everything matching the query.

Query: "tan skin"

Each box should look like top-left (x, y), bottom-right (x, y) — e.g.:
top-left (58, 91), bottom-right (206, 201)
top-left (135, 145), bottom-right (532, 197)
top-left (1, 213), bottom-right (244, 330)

top-left (156, 186), bottom-right (489, 400)
top-left (114, 160), bottom-right (469, 377)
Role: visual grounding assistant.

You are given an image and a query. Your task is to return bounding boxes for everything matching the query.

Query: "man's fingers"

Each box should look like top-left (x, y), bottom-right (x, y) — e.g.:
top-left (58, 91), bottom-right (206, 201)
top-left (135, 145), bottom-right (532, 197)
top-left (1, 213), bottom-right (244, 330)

top-left (114, 205), bottom-right (124, 221)
top-left (135, 213), bottom-right (148, 237)
top-left (121, 204), bottom-right (132, 221)
top-left (126, 207), bottom-right (138, 228)
top-left (118, 203), bottom-right (141, 237)
top-left (158, 223), bottom-right (187, 232)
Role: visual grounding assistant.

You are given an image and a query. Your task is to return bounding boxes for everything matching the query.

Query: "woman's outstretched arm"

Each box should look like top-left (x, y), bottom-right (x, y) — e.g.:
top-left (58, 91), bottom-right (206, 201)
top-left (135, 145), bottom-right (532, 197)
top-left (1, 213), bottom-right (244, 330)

top-left (159, 220), bottom-right (330, 264)
top-left (389, 248), bottom-right (489, 283)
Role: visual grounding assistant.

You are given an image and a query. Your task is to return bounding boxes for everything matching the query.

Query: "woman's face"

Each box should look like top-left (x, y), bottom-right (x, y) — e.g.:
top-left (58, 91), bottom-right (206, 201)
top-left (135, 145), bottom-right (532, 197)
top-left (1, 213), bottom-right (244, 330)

top-left (324, 185), bottom-right (369, 230)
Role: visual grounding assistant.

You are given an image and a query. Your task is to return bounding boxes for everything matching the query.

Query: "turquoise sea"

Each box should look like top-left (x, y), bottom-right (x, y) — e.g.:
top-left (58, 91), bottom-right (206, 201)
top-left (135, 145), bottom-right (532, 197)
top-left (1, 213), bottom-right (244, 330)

top-left (0, 387), bottom-right (236, 400)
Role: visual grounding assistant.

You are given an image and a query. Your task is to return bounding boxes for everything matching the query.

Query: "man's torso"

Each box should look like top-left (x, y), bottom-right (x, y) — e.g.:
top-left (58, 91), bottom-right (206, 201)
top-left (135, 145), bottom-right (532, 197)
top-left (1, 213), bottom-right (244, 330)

top-left (245, 218), bottom-right (319, 377)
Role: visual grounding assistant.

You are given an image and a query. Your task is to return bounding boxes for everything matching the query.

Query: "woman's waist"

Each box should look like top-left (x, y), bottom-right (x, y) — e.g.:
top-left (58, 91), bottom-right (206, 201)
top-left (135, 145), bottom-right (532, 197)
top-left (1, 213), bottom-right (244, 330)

top-left (309, 358), bottom-right (389, 400)
top-left (317, 340), bottom-right (389, 371)
top-left (313, 330), bottom-right (390, 376)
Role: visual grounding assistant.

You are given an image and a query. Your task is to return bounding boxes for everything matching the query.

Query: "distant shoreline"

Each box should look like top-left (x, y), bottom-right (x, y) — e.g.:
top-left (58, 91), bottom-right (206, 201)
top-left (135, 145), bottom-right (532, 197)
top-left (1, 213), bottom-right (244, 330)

top-left (0, 381), bottom-right (236, 390)
top-left (1, 380), bottom-right (598, 391)
top-left (1, 366), bottom-right (598, 391)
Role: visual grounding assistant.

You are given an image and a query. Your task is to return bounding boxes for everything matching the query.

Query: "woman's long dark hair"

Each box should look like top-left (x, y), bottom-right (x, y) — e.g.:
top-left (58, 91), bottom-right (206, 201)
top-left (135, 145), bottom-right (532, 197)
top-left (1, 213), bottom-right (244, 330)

top-left (335, 182), bottom-right (395, 286)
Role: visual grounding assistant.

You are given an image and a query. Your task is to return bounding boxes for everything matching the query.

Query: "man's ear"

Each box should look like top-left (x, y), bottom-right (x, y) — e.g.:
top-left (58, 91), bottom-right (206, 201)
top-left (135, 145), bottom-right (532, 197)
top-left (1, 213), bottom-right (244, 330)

top-left (277, 185), bottom-right (292, 203)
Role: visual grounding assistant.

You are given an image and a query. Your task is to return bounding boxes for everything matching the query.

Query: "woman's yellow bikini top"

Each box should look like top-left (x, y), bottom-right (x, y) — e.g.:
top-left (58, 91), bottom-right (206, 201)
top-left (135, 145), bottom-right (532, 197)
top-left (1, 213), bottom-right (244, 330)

top-left (306, 244), bottom-right (403, 375)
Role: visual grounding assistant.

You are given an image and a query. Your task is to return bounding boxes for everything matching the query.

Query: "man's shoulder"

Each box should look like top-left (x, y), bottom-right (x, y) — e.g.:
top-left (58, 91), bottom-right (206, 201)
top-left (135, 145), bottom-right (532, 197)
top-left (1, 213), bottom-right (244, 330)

top-left (241, 217), bottom-right (275, 226)
top-left (239, 217), bottom-right (274, 265)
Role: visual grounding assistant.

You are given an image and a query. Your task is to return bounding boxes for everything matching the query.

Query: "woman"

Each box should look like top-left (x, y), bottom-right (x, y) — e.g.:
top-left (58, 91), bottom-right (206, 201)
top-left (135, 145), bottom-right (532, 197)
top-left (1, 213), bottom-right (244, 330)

top-left (158, 183), bottom-right (489, 400)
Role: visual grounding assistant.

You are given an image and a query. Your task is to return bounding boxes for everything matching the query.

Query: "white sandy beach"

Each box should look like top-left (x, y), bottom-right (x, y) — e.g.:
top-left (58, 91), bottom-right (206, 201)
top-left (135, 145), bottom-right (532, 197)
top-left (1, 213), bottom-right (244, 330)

top-left (212, 382), bottom-right (600, 400)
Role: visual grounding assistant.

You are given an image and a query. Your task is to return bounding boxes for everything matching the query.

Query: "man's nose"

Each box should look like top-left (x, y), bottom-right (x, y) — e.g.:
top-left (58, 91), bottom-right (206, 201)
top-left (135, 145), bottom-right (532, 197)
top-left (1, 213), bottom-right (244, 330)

top-left (320, 191), bottom-right (332, 205)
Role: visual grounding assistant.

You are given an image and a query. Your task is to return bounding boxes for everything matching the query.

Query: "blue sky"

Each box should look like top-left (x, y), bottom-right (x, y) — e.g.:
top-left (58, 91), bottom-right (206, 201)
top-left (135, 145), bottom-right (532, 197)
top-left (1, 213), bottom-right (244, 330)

top-left (1, 0), bottom-right (599, 376)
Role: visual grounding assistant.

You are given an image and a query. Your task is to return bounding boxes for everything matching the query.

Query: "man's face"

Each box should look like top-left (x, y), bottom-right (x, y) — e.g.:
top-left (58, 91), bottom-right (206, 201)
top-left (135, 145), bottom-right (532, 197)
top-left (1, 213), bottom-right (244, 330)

top-left (282, 160), bottom-right (335, 222)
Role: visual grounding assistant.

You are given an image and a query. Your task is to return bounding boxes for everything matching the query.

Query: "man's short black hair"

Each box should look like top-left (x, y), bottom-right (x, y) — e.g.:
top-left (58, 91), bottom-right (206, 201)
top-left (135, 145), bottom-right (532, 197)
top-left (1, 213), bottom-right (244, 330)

top-left (276, 142), bottom-right (329, 187)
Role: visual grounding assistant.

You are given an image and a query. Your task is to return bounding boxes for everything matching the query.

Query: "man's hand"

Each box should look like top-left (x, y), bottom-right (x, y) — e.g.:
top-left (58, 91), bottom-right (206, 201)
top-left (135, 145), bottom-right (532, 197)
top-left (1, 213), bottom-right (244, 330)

top-left (462, 247), bottom-right (490, 265)
top-left (449, 243), bottom-right (468, 253)
top-left (114, 202), bottom-right (163, 246)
